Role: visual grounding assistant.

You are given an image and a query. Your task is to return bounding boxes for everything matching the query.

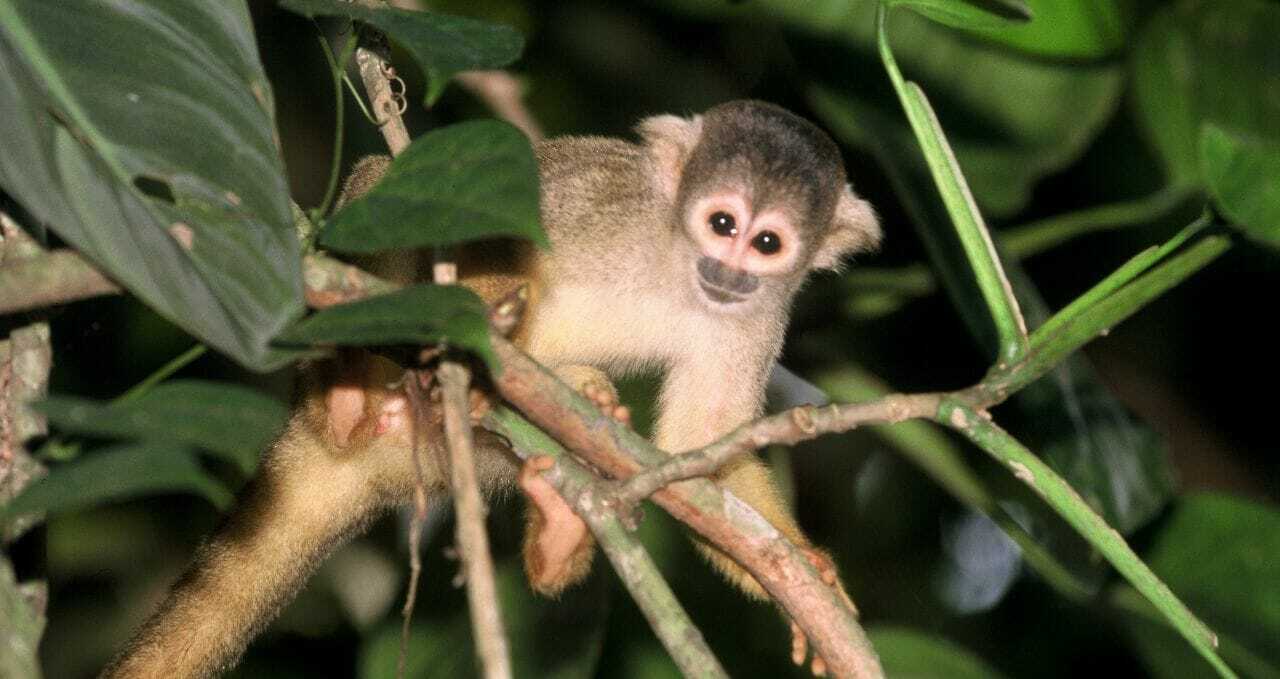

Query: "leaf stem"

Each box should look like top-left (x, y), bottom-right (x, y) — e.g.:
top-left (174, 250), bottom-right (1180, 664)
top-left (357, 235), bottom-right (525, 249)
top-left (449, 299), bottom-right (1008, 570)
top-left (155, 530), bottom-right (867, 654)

top-left (939, 402), bottom-right (1235, 679)
top-left (113, 344), bottom-right (207, 406)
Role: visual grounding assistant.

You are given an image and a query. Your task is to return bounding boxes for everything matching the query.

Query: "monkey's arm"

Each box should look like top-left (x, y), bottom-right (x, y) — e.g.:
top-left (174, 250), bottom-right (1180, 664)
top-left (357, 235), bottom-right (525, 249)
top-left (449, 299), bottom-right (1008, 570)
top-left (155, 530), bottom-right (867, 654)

top-left (653, 350), bottom-right (813, 599)
top-left (101, 356), bottom-right (422, 679)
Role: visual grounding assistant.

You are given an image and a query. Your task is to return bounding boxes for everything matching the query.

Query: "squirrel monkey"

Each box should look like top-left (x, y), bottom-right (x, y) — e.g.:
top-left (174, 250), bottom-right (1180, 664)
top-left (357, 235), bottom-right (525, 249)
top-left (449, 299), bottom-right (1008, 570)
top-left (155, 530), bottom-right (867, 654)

top-left (102, 100), bottom-right (880, 678)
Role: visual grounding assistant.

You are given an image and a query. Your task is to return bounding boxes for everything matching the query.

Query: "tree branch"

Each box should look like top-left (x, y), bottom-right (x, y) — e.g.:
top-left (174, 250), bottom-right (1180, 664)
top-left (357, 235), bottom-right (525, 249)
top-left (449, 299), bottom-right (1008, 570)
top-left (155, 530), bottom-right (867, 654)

top-left (487, 333), bottom-right (884, 679)
top-left (483, 406), bottom-right (728, 679)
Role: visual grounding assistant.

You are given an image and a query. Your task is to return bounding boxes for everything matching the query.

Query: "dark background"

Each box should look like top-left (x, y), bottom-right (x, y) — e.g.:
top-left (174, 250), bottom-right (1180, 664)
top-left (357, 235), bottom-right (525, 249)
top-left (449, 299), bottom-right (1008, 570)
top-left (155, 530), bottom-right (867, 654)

top-left (28, 0), bottom-right (1279, 677)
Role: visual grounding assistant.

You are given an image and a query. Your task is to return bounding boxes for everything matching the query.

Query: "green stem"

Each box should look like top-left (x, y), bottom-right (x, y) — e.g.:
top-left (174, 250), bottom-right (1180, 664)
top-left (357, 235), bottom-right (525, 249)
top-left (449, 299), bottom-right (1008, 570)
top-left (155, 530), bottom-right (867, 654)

top-left (114, 344), bottom-right (207, 406)
top-left (983, 229), bottom-right (1230, 399)
top-left (482, 407), bottom-right (728, 679)
top-left (940, 402), bottom-right (1235, 679)
top-left (311, 30), bottom-right (354, 220)
top-left (1002, 185), bottom-right (1200, 261)
top-left (876, 1), bottom-right (1028, 363)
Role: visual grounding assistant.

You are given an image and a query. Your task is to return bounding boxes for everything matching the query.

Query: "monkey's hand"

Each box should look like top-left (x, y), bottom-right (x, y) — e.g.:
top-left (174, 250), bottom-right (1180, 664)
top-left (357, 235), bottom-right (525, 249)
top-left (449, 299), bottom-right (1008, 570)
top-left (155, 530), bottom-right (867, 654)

top-left (788, 546), bottom-right (857, 677)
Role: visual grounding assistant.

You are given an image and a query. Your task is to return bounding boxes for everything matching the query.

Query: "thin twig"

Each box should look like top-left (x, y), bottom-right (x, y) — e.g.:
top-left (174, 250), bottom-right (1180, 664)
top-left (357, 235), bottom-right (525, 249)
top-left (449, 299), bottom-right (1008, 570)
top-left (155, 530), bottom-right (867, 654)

top-left (614, 394), bottom-right (941, 507)
top-left (398, 372), bottom-right (432, 679)
top-left (483, 406), bottom-right (728, 679)
top-left (439, 362), bottom-right (512, 679)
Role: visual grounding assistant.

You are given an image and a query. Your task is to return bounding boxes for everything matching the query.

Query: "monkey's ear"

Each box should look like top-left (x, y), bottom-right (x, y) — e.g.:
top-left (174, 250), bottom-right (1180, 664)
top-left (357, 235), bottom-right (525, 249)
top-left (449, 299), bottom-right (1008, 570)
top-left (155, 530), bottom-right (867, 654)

top-left (637, 114), bottom-right (704, 200)
top-left (813, 185), bottom-right (881, 271)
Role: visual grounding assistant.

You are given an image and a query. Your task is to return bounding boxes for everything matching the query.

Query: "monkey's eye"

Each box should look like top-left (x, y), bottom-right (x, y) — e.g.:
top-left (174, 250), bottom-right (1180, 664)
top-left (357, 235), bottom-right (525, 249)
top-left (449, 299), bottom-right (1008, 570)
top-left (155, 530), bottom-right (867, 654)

top-left (751, 231), bottom-right (782, 255)
top-left (709, 211), bottom-right (737, 237)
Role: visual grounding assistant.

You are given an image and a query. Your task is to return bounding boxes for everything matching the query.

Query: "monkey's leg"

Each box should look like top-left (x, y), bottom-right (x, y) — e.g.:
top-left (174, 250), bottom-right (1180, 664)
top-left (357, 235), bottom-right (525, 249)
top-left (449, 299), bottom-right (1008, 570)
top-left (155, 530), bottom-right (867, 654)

top-left (102, 355), bottom-right (424, 679)
top-left (519, 365), bottom-right (633, 595)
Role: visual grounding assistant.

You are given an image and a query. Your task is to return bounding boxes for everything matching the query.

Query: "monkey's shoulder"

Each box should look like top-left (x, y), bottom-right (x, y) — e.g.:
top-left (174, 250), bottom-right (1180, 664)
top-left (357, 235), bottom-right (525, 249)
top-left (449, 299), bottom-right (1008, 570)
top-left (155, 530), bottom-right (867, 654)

top-left (534, 135), bottom-right (661, 247)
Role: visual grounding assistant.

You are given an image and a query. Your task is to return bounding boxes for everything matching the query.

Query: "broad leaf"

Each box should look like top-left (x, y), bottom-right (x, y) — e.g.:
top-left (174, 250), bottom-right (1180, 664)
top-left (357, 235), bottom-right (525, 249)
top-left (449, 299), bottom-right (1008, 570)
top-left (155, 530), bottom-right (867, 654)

top-left (36, 380), bottom-right (287, 475)
top-left (279, 0), bottom-right (522, 105)
top-left (1200, 125), bottom-right (1280, 249)
top-left (1132, 1), bottom-right (1280, 185)
top-left (0, 1), bottom-right (304, 372)
top-left (1116, 494), bottom-right (1280, 678)
top-left (870, 626), bottom-right (1011, 679)
top-left (276, 284), bottom-right (496, 370)
top-left (321, 120), bottom-right (544, 253)
top-left (2, 443), bottom-right (232, 518)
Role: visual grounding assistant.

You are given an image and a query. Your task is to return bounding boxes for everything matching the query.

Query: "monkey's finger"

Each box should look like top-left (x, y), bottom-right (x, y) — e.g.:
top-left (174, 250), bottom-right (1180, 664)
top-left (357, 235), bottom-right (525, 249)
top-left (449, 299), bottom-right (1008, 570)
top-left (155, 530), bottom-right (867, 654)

top-left (611, 405), bottom-right (631, 425)
top-left (811, 655), bottom-right (827, 677)
top-left (790, 621), bottom-right (807, 666)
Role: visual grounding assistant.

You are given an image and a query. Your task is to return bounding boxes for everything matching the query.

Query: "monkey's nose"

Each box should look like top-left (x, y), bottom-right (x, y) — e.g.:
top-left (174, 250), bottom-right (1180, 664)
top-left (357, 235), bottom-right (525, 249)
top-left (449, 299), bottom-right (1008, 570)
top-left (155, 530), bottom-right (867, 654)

top-left (697, 256), bottom-right (760, 295)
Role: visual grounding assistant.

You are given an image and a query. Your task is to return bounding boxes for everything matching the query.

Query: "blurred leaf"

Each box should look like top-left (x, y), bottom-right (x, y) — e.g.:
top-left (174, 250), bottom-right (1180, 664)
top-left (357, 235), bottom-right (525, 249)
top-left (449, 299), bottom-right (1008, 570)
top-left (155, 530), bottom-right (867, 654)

top-left (320, 120), bottom-right (544, 253)
top-left (276, 284), bottom-right (496, 370)
top-left (658, 0), bottom-right (1122, 216)
top-left (278, 0), bottom-right (522, 105)
top-left (1006, 262), bottom-right (1177, 535)
top-left (869, 626), bottom-right (1012, 679)
top-left (0, 1), bottom-right (304, 372)
top-left (1132, 0), bottom-right (1280, 185)
top-left (359, 616), bottom-right (471, 679)
top-left (3, 443), bottom-right (232, 519)
top-left (888, 0), bottom-right (1032, 30)
top-left (886, 63), bottom-right (1029, 361)
top-left (0, 557), bottom-right (43, 679)
top-left (1200, 125), bottom-right (1280, 248)
top-left (1115, 493), bottom-right (1280, 678)
top-left (36, 380), bottom-right (287, 475)
top-left (965, 0), bottom-right (1126, 58)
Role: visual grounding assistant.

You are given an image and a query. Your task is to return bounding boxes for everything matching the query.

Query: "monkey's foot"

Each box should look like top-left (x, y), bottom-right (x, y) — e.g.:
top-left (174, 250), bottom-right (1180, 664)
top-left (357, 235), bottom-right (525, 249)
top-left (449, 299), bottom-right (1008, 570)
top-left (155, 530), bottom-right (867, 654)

top-left (788, 547), bottom-right (856, 677)
top-left (520, 456), bottom-right (594, 596)
top-left (554, 365), bottom-right (630, 425)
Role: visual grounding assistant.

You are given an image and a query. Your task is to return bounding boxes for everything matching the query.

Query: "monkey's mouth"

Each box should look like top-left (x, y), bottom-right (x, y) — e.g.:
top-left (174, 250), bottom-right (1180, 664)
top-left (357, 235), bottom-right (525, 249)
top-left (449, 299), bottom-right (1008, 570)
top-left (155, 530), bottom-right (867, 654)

top-left (699, 281), bottom-right (748, 305)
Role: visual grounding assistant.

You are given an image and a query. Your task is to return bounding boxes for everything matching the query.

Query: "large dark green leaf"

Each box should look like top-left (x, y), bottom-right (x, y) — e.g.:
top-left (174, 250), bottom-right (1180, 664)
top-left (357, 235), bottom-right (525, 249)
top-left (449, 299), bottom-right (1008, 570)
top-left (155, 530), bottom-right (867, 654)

top-left (2, 443), bottom-right (232, 518)
top-left (36, 380), bottom-right (288, 475)
top-left (1132, 0), bottom-right (1280, 185)
top-left (1200, 125), bottom-right (1280, 249)
top-left (321, 120), bottom-right (544, 253)
top-left (276, 284), bottom-right (496, 370)
top-left (0, 1), bottom-right (303, 372)
top-left (870, 626), bottom-right (1011, 679)
top-left (1115, 494), bottom-right (1280, 678)
top-left (279, 0), bottom-right (523, 105)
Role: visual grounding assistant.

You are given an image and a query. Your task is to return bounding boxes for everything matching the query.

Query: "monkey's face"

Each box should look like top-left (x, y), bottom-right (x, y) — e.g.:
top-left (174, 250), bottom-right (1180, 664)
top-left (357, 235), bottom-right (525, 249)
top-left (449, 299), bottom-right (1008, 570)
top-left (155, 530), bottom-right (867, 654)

top-left (681, 188), bottom-right (807, 312)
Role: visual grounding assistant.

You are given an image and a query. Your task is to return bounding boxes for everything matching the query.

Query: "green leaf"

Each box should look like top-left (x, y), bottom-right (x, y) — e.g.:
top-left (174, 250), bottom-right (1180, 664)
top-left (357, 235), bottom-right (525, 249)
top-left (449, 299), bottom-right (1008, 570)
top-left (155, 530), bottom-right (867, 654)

top-left (1115, 494), bottom-right (1280, 678)
top-left (3, 443), bottom-right (233, 519)
top-left (278, 0), bottom-right (523, 105)
top-left (1132, 1), bottom-right (1280, 185)
top-left (964, 0), bottom-right (1126, 58)
top-left (888, 0), bottom-right (1032, 31)
top-left (0, 1), bottom-right (304, 372)
top-left (869, 626), bottom-right (1011, 679)
top-left (320, 120), bottom-right (545, 253)
top-left (276, 284), bottom-right (497, 370)
top-left (36, 380), bottom-right (287, 476)
top-left (1200, 125), bottom-right (1280, 248)
top-left (874, 3), bottom-right (1029, 363)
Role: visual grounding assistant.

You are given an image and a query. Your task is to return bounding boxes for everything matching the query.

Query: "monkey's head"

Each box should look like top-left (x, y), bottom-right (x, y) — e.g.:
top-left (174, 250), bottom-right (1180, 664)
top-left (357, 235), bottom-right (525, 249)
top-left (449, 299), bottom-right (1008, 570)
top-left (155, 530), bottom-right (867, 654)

top-left (639, 100), bottom-right (880, 314)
